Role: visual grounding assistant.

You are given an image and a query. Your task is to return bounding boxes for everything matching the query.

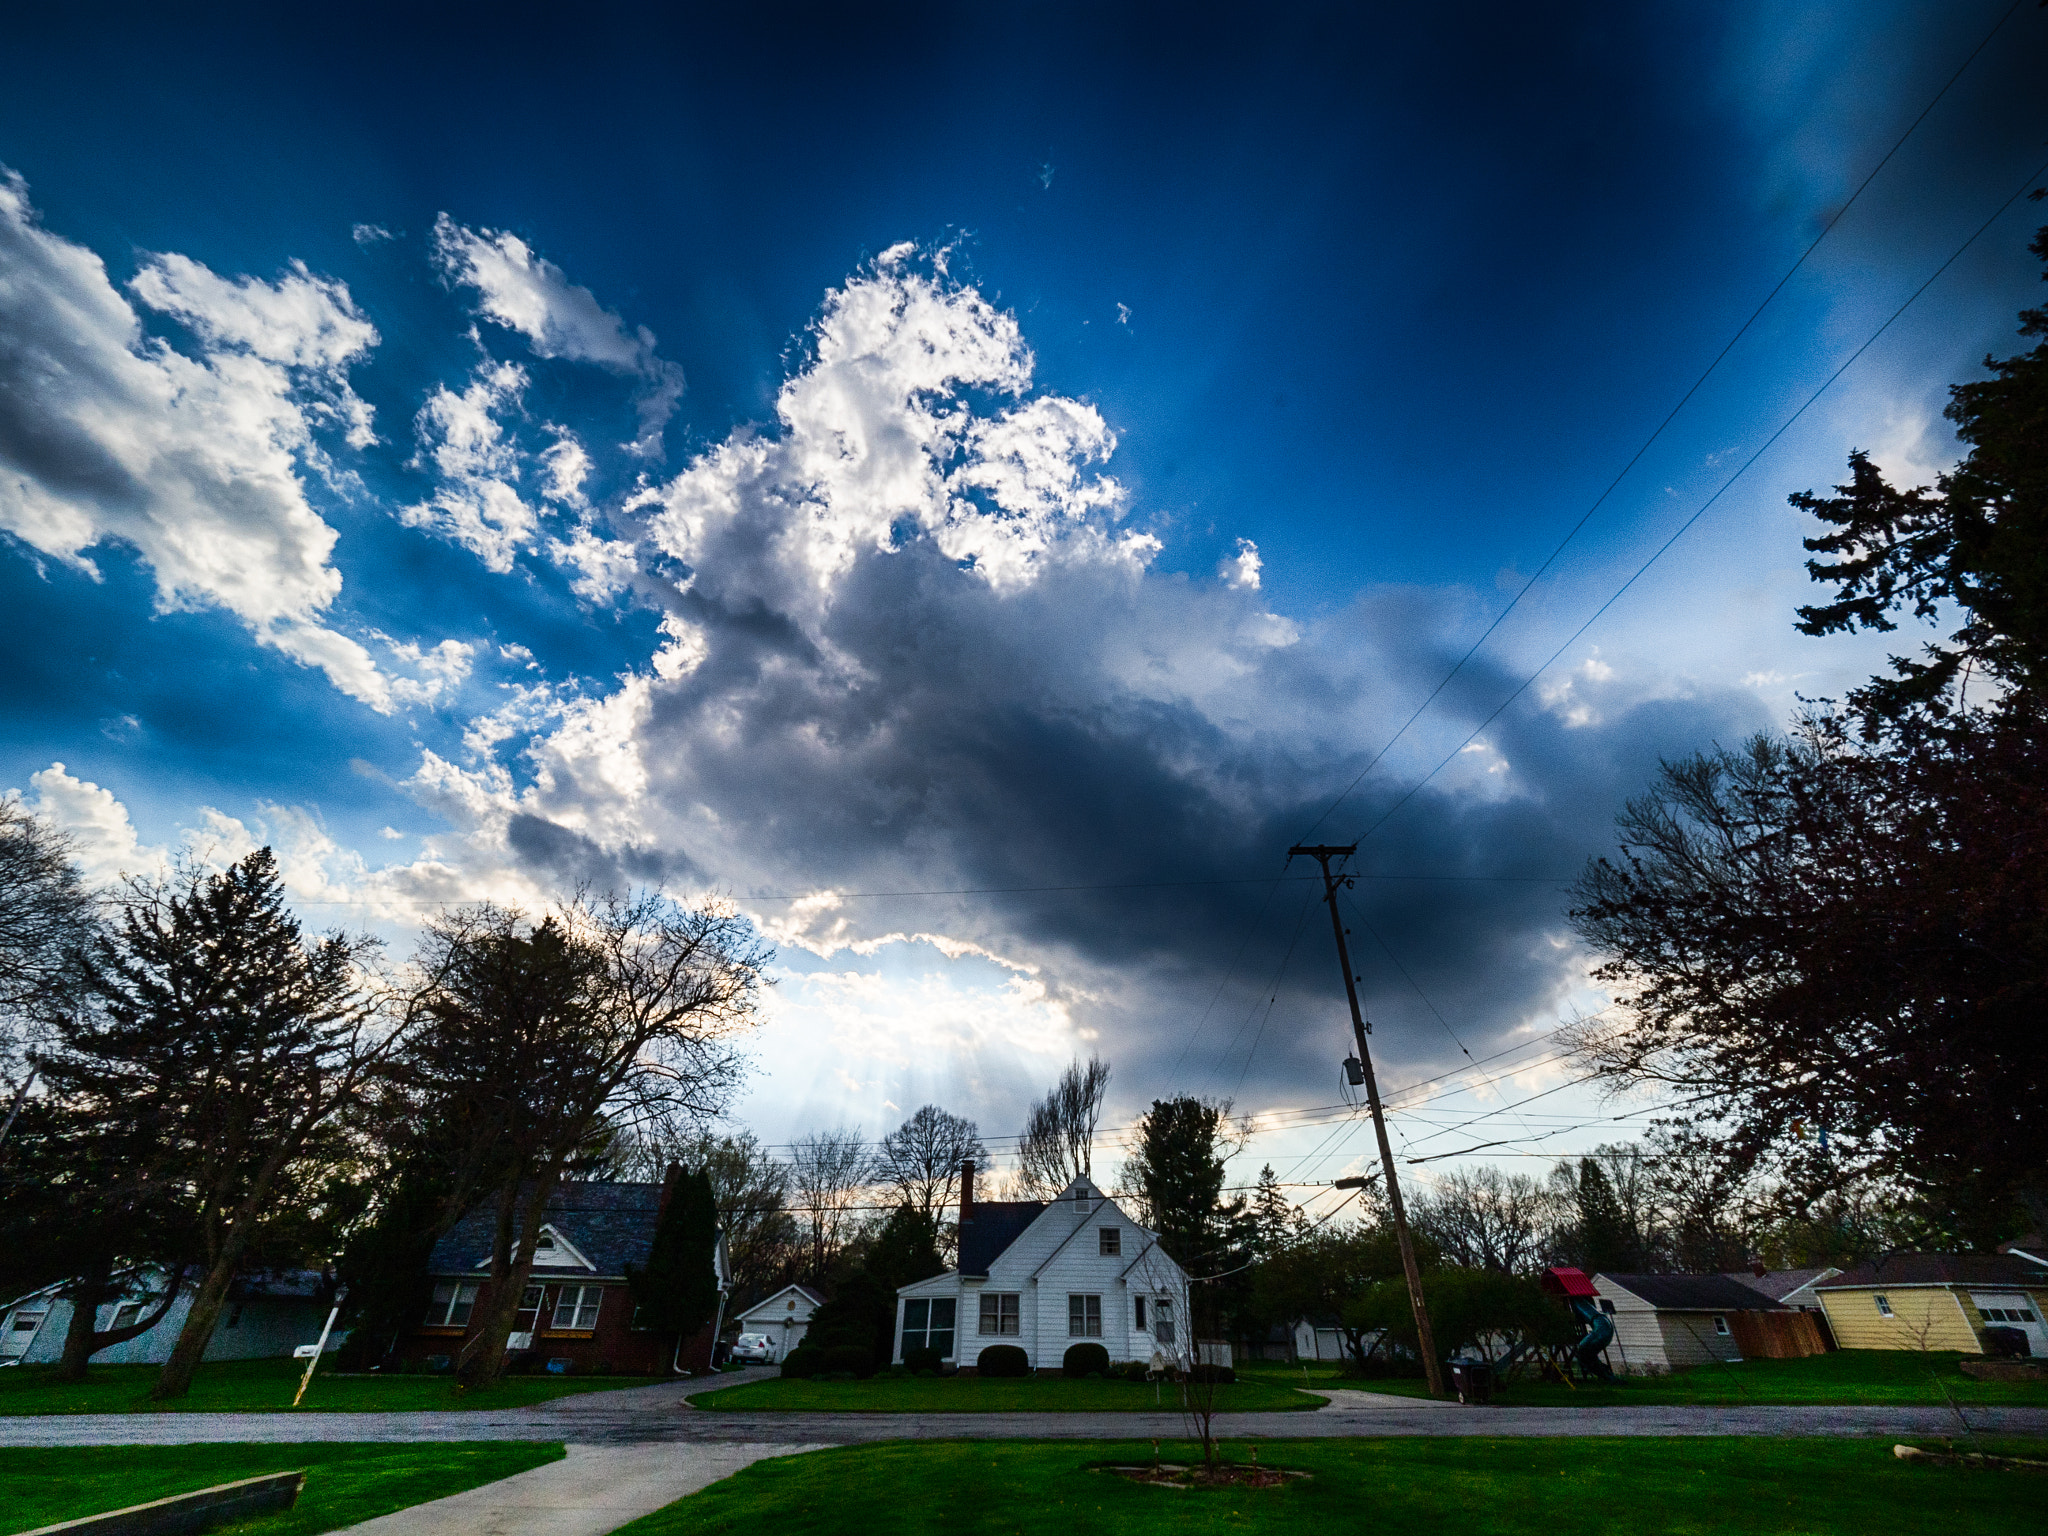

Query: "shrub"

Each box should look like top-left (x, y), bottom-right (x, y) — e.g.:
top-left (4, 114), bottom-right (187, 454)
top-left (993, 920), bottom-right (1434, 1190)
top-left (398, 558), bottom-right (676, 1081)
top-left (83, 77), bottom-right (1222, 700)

top-left (780, 1345), bottom-right (821, 1379)
top-left (977, 1344), bottom-right (1030, 1378)
top-left (1110, 1360), bottom-right (1152, 1382)
top-left (1062, 1342), bottom-right (1110, 1378)
top-left (819, 1342), bottom-right (875, 1378)
top-left (903, 1345), bottom-right (944, 1376)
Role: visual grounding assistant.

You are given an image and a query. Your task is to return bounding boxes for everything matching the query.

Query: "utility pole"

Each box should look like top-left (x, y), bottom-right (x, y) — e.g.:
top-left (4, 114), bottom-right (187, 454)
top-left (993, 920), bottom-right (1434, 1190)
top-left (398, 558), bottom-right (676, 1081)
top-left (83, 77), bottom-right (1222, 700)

top-left (1288, 842), bottom-right (1445, 1400)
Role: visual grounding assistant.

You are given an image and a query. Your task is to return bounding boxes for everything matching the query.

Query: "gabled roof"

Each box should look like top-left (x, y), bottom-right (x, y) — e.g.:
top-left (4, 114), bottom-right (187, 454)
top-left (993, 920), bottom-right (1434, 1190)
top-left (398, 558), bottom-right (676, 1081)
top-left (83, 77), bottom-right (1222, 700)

top-left (1725, 1267), bottom-right (1839, 1303)
top-left (1597, 1272), bottom-right (1787, 1311)
top-left (734, 1283), bottom-right (824, 1320)
top-left (957, 1200), bottom-right (1046, 1277)
top-left (428, 1180), bottom-right (668, 1279)
top-left (1814, 1252), bottom-right (2048, 1290)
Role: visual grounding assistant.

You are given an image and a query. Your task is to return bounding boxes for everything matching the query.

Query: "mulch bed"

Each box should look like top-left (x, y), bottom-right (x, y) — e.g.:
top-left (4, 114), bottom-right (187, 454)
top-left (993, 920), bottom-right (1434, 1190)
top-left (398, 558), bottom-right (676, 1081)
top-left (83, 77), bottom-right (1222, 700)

top-left (1097, 1459), bottom-right (1311, 1490)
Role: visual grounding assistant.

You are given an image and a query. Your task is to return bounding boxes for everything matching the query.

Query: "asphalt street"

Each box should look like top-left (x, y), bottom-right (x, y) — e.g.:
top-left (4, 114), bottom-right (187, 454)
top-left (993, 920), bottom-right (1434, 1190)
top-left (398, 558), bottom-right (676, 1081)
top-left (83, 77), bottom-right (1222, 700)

top-left (2, 1373), bottom-right (2042, 1447)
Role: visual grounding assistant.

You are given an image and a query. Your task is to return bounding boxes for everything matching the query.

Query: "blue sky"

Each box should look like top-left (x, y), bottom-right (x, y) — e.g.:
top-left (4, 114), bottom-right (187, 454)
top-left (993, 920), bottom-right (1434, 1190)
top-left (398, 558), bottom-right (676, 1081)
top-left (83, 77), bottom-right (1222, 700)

top-left (3, 1), bottom-right (2045, 1193)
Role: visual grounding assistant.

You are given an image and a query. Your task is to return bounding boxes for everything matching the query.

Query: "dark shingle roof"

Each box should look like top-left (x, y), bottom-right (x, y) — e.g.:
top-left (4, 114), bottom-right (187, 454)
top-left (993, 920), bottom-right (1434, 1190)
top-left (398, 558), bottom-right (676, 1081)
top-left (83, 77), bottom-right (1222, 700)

top-left (1815, 1252), bottom-right (2048, 1290)
top-left (428, 1180), bottom-right (667, 1279)
top-left (957, 1201), bottom-right (1045, 1277)
top-left (1597, 1273), bottom-right (1787, 1311)
top-left (1724, 1267), bottom-right (1836, 1302)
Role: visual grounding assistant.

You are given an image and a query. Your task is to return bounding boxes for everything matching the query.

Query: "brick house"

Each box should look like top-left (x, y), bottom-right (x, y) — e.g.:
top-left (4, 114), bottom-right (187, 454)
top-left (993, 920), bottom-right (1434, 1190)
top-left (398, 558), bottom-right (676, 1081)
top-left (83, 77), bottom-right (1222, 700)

top-left (394, 1174), bottom-right (729, 1376)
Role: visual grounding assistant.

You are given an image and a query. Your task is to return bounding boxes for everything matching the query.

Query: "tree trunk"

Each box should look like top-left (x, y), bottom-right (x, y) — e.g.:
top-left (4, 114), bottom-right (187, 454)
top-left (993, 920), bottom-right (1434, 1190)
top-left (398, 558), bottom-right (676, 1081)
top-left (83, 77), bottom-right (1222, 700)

top-left (55, 1257), bottom-right (116, 1383)
top-left (457, 1166), bottom-right (560, 1392)
top-left (149, 1253), bottom-right (240, 1400)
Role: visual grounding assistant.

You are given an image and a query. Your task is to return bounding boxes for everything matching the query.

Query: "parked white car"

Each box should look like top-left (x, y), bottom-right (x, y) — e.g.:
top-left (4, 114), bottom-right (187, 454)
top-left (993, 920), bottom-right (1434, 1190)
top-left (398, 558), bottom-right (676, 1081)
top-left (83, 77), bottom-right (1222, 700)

top-left (730, 1332), bottom-right (776, 1365)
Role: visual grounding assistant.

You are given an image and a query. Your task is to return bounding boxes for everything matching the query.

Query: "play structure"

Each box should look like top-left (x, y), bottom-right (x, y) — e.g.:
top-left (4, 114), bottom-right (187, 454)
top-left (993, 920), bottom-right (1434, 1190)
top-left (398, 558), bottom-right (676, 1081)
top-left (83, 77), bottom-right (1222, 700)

top-left (1540, 1266), bottom-right (1616, 1382)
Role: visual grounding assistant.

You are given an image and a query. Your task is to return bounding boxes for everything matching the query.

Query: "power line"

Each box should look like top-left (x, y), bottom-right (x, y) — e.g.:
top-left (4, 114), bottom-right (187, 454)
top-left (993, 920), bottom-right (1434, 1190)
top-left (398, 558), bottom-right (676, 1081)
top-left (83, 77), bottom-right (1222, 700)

top-left (1345, 150), bottom-right (2048, 851)
top-left (1292, 0), bottom-right (2031, 846)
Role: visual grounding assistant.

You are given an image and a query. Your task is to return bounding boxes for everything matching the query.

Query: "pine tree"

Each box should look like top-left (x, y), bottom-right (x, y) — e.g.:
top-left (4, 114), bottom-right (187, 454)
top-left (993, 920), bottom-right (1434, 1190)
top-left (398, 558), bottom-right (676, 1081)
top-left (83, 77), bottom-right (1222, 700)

top-left (627, 1166), bottom-right (722, 1341)
top-left (53, 850), bottom-right (385, 1400)
top-left (1574, 1157), bottom-right (1632, 1274)
top-left (1251, 1163), bottom-right (1304, 1256)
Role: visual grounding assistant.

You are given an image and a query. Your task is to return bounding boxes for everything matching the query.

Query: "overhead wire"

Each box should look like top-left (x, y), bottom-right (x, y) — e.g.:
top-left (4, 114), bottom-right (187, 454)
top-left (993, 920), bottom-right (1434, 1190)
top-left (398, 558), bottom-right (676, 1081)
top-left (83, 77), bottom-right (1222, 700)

top-left (1292, 0), bottom-right (2032, 846)
top-left (1344, 151), bottom-right (2048, 852)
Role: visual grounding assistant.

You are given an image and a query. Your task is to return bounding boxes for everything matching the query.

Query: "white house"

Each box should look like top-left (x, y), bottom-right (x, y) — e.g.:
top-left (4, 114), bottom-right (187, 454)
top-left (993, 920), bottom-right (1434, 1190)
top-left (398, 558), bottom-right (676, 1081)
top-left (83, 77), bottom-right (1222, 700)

top-left (893, 1166), bottom-right (1191, 1373)
top-left (1, 1269), bottom-right (339, 1368)
top-left (730, 1283), bottom-right (825, 1362)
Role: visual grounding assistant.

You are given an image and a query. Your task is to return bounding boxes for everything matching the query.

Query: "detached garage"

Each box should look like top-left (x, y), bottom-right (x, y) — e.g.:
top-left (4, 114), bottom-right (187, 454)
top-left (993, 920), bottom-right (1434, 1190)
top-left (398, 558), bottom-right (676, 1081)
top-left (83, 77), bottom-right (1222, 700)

top-left (1590, 1272), bottom-right (1804, 1374)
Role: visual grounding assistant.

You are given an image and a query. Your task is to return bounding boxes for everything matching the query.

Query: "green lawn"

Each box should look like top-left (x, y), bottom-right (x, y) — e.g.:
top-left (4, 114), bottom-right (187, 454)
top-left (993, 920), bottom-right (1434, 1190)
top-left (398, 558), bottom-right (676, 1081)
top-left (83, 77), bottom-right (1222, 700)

top-left (0, 1357), bottom-right (662, 1415)
top-left (609, 1436), bottom-right (2043, 1536)
top-left (686, 1374), bottom-right (1325, 1413)
top-left (1344, 1351), bottom-right (2048, 1407)
top-left (0, 1441), bottom-right (561, 1535)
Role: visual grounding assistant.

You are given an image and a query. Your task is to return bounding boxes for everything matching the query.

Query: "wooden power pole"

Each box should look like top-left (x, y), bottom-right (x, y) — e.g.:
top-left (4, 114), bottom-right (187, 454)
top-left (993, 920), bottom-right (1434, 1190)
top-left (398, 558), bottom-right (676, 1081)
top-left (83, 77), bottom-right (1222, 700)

top-left (1289, 842), bottom-right (1446, 1399)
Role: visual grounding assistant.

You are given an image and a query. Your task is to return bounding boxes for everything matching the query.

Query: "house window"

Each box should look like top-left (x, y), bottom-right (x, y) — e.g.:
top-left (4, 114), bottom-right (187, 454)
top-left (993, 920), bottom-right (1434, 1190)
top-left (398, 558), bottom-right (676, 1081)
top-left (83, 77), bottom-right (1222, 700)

top-left (1068, 1294), bottom-right (1102, 1337)
top-left (901, 1298), bottom-right (957, 1359)
top-left (979, 1293), bottom-right (1021, 1336)
top-left (1712, 1315), bottom-right (1729, 1336)
top-left (110, 1302), bottom-right (142, 1331)
top-left (1099, 1227), bottom-right (1121, 1257)
top-left (1874, 1295), bottom-right (1893, 1317)
top-left (515, 1286), bottom-right (543, 1331)
top-left (553, 1286), bottom-right (602, 1331)
top-left (1598, 1300), bottom-right (1616, 1315)
top-left (7, 1307), bottom-right (47, 1335)
top-left (1134, 1297), bottom-right (1147, 1331)
top-left (427, 1283), bottom-right (479, 1327)
top-left (1153, 1298), bottom-right (1175, 1345)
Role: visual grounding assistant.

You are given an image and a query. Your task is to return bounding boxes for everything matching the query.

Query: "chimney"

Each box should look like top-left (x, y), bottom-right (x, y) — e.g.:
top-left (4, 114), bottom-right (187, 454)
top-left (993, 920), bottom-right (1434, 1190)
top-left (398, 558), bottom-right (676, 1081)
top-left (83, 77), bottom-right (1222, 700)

top-left (1751, 1260), bottom-right (1767, 1278)
top-left (960, 1159), bottom-right (976, 1222)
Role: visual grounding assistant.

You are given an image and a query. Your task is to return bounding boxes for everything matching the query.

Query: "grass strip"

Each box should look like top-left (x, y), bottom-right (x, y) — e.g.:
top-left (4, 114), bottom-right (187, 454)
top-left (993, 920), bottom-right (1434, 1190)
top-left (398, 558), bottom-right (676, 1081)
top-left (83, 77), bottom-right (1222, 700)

top-left (610, 1435), bottom-right (2044, 1536)
top-left (687, 1375), bottom-right (1323, 1413)
top-left (0, 1440), bottom-right (562, 1535)
top-left (0, 1358), bottom-right (660, 1415)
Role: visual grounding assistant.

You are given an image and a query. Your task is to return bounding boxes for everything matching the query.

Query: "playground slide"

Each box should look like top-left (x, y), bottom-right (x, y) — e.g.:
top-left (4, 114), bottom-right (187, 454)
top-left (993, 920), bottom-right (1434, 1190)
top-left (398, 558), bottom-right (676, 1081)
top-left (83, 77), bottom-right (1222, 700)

top-left (1569, 1298), bottom-right (1616, 1382)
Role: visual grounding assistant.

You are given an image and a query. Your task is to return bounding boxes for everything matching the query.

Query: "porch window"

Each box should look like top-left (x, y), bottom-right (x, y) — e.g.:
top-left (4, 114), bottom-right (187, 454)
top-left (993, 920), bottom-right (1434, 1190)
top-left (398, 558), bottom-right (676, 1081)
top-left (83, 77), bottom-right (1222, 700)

top-left (554, 1285), bottom-right (602, 1330)
top-left (979, 1292), bottom-right (1021, 1336)
top-left (1068, 1294), bottom-right (1102, 1337)
top-left (1874, 1295), bottom-right (1893, 1317)
top-left (1099, 1227), bottom-right (1121, 1256)
top-left (1153, 1298), bottom-right (1176, 1344)
top-left (514, 1286), bottom-right (543, 1331)
top-left (901, 1297), bottom-right (957, 1359)
top-left (427, 1282), bottom-right (479, 1327)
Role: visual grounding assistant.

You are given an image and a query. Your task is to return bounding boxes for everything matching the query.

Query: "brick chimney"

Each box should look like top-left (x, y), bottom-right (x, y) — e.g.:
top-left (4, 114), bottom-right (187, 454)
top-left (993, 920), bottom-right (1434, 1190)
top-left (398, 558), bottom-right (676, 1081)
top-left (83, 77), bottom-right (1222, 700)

top-left (960, 1158), bottom-right (976, 1221)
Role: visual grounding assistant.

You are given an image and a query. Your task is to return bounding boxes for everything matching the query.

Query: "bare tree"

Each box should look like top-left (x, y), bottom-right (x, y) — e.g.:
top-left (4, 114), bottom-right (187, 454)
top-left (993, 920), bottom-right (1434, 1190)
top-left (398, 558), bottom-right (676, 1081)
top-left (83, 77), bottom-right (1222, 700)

top-left (789, 1127), bottom-right (873, 1279)
top-left (614, 1114), bottom-right (795, 1301)
top-left (1017, 1056), bottom-right (1110, 1199)
top-left (1411, 1166), bottom-right (1557, 1276)
top-left (876, 1105), bottom-right (987, 1215)
top-left (401, 892), bottom-right (768, 1389)
top-left (0, 800), bottom-right (98, 1087)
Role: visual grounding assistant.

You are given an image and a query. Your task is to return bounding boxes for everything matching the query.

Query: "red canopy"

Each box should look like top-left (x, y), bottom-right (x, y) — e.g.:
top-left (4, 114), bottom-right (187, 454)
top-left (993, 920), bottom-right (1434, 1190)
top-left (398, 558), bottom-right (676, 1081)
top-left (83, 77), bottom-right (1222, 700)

top-left (1541, 1266), bottom-right (1599, 1298)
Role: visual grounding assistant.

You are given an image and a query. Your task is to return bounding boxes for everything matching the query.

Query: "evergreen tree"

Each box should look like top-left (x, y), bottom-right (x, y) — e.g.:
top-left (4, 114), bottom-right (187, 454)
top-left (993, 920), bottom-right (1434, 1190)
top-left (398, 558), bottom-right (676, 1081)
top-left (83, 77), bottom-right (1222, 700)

top-left (1125, 1097), bottom-right (1249, 1274)
top-left (52, 850), bottom-right (387, 1400)
top-left (627, 1166), bottom-right (721, 1340)
top-left (865, 1203), bottom-right (944, 1295)
top-left (1251, 1163), bottom-right (1304, 1256)
top-left (1574, 1157), bottom-right (1632, 1274)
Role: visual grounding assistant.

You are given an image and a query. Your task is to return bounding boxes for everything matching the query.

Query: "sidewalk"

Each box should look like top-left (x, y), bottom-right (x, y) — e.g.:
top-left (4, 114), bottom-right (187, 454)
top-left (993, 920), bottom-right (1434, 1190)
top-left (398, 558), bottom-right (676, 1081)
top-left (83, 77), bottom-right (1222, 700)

top-left (337, 1442), bottom-right (825, 1536)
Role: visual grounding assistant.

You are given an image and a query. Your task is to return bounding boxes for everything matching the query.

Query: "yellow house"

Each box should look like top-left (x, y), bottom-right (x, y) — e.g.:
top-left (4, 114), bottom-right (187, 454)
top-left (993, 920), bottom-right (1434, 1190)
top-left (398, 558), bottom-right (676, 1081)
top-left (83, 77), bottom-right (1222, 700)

top-left (1814, 1253), bottom-right (2048, 1355)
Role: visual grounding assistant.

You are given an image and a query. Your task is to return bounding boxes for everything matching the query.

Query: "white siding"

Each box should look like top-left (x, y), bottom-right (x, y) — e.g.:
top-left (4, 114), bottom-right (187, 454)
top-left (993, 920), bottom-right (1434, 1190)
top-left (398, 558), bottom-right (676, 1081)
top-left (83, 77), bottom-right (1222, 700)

top-left (895, 1178), bottom-right (1191, 1370)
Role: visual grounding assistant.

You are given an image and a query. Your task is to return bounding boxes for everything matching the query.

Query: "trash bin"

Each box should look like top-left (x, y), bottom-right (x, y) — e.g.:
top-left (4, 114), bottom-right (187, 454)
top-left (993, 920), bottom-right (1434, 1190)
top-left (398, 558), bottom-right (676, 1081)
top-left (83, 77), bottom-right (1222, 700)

top-left (1448, 1361), bottom-right (1493, 1404)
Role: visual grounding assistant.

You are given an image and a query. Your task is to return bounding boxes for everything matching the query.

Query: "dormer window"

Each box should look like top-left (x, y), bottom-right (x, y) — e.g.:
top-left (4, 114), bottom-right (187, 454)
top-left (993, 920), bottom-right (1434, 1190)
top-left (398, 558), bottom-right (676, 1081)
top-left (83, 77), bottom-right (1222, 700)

top-left (536, 1234), bottom-right (556, 1252)
top-left (1099, 1227), bottom-right (1121, 1256)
